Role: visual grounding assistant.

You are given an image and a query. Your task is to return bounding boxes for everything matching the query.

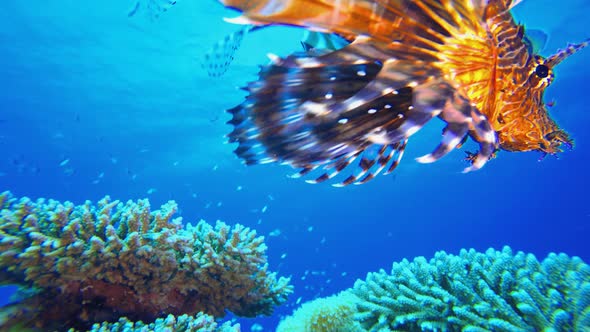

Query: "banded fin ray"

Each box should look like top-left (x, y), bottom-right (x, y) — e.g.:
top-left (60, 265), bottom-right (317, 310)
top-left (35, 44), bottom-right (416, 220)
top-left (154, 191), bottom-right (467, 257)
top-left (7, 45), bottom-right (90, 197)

top-left (291, 142), bottom-right (406, 186)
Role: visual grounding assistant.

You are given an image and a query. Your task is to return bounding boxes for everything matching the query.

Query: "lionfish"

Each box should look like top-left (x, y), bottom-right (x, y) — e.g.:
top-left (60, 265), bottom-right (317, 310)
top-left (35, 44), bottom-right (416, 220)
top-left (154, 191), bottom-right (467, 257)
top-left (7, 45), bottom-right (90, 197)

top-left (216, 0), bottom-right (587, 186)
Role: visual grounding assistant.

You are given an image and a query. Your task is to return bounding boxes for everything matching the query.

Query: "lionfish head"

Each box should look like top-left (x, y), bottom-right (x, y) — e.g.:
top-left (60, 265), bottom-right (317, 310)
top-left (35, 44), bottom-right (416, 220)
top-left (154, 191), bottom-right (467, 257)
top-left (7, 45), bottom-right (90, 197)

top-left (519, 39), bottom-right (589, 153)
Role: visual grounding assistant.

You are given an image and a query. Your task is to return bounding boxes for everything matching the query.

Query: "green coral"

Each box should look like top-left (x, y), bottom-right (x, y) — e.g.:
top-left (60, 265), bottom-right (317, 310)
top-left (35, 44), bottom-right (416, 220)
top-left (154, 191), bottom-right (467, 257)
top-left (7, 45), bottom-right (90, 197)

top-left (0, 191), bottom-right (293, 331)
top-left (277, 291), bottom-right (363, 332)
top-left (352, 246), bottom-right (590, 331)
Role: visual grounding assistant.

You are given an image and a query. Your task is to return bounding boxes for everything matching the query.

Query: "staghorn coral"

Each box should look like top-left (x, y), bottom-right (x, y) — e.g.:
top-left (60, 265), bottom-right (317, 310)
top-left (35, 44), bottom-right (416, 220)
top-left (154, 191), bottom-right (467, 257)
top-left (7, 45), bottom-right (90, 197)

top-left (278, 247), bottom-right (589, 332)
top-left (276, 291), bottom-right (362, 332)
top-left (79, 313), bottom-right (239, 332)
top-left (0, 191), bottom-right (292, 331)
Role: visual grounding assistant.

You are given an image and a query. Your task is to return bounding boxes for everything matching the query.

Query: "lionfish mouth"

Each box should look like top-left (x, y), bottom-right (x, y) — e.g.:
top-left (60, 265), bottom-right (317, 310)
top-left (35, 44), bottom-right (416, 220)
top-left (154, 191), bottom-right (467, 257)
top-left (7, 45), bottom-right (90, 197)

top-left (544, 130), bottom-right (574, 151)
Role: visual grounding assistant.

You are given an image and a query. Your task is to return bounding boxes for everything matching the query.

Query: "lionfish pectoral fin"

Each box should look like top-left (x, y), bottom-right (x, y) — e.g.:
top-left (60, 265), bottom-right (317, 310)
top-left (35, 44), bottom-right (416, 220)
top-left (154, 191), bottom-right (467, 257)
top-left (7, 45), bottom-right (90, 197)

top-left (301, 142), bottom-right (407, 187)
top-left (415, 123), bottom-right (469, 164)
top-left (398, 81), bottom-right (498, 171)
top-left (227, 41), bottom-right (420, 186)
top-left (227, 40), bottom-right (493, 185)
top-left (427, 91), bottom-right (497, 172)
top-left (310, 57), bottom-right (441, 117)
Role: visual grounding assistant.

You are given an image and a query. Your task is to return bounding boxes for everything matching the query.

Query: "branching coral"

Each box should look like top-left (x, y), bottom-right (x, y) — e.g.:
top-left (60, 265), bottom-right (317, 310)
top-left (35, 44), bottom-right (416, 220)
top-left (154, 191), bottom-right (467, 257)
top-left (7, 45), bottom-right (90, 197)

top-left (278, 247), bottom-right (589, 332)
top-left (352, 246), bottom-right (590, 331)
top-left (79, 313), bottom-right (239, 332)
top-left (0, 191), bottom-right (292, 331)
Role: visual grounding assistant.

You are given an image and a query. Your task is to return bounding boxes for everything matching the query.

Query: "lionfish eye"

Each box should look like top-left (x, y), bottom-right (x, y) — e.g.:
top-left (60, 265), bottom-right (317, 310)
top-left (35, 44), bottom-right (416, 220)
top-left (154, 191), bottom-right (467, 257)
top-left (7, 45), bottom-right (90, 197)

top-left (535, 64), bottom-right (550, 78)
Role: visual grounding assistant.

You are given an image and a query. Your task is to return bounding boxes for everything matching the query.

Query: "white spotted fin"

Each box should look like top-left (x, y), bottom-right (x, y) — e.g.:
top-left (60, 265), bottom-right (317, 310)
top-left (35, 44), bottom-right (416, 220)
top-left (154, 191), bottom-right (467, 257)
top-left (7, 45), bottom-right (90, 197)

top-left (226, 39), bottom-right (498, 186)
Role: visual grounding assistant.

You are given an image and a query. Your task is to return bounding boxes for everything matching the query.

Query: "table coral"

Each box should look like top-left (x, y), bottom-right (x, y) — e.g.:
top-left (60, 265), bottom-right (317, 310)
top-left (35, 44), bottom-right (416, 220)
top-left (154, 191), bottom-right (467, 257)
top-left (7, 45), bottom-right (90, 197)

top-left (0, 191), bottom-right (292, 331)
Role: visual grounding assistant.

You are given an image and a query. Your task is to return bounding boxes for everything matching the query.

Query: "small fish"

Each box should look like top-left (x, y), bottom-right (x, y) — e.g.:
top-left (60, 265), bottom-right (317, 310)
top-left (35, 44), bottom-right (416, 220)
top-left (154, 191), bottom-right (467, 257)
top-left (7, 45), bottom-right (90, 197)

top-left (147, 188), bottom-right (157, 194)
top-left (261, 205), bottom-right (268, 213)
top-left (59, 159), bottom-right (70, 167)
top-left (268, 229), bottom-right (281, 237)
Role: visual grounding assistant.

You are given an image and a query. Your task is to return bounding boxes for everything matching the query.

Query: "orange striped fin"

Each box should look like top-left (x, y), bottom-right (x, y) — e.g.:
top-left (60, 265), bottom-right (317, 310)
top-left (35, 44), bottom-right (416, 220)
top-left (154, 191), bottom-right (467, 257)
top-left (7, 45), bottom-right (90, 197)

top-left (218, 0), bottom-right (492, 44)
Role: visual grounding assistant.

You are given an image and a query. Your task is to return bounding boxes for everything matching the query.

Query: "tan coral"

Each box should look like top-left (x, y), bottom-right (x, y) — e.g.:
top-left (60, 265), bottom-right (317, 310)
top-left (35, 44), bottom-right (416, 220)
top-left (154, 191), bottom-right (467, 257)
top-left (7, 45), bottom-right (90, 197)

top-left (0, 191), bottom-right (292, 331)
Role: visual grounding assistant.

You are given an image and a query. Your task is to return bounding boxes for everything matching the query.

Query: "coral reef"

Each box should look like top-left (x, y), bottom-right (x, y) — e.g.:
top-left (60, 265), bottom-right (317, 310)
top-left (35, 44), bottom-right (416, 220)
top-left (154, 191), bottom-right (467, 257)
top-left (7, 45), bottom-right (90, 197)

top-left (276, 291), bottom-right (362, 332)
top-left (0, 191), bottom-right (292, 331)
top-left (80, 313), bottom-right (239, 332)
top-left (279, 246), bottom-right (590, 331)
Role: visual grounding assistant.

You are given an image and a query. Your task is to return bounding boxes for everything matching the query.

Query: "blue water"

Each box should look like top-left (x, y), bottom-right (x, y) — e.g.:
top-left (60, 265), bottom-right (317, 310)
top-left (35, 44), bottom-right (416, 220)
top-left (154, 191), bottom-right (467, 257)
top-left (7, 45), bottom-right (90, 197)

top-left (0, 0), bottom-right (589, 330)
